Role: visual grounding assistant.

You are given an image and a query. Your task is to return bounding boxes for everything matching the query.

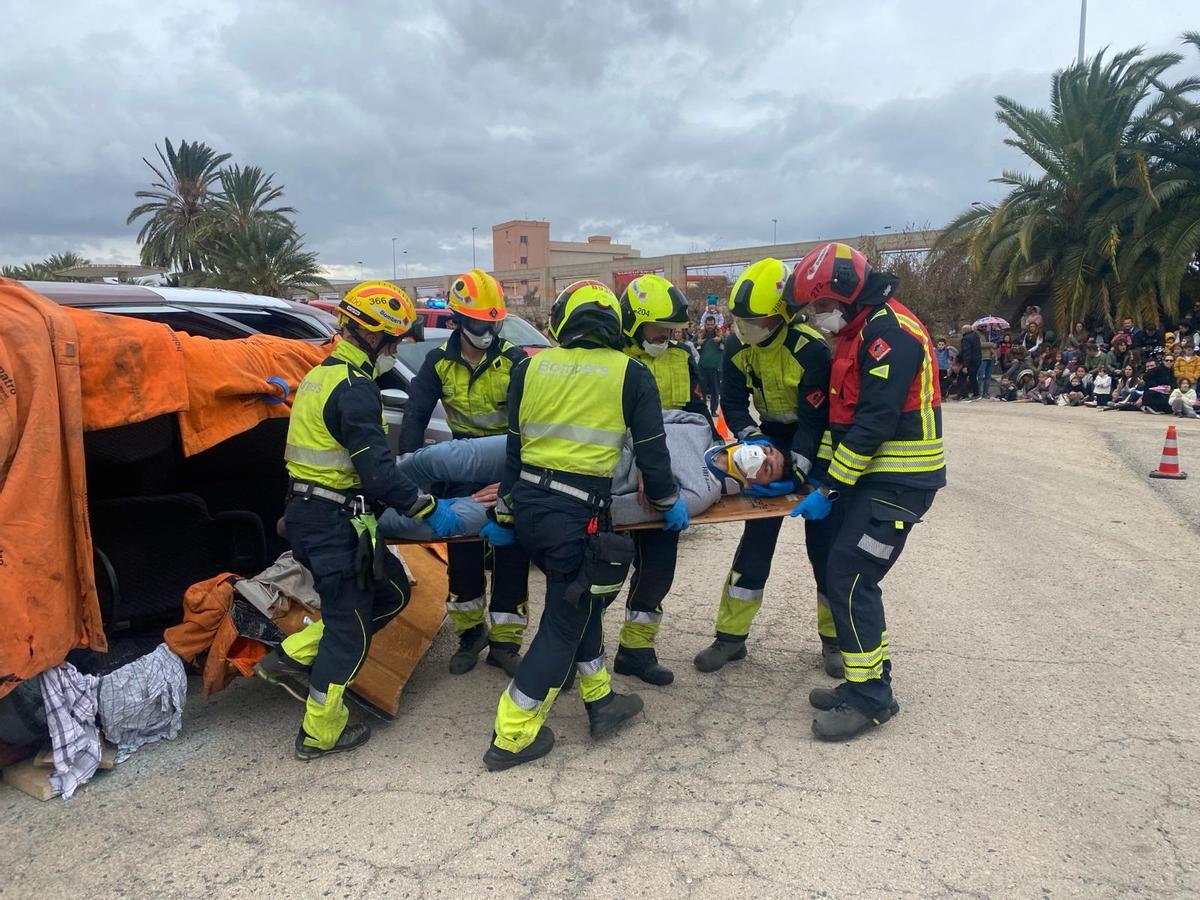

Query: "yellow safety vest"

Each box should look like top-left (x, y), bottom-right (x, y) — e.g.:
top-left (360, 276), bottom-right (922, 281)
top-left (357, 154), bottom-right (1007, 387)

top-left (731, 323), bottom-right (826, 424)
top-left (519, 346), bottom-right (630, 477)
top-left (434, 338), bottom-right (516, 437)
top-left (284, 341), bottom-right (381, 490)
top-left (625, 342), bottom-right (691, 410)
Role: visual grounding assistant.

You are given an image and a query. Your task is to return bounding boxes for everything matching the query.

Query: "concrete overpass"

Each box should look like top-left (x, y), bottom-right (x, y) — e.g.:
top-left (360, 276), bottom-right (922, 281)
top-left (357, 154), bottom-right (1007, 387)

top-left (326, 229), bottom-right (944, 316)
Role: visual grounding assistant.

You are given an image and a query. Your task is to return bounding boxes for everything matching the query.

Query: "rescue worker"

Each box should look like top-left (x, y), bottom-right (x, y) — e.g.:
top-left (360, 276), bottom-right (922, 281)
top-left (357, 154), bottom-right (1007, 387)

top-left (789, 242), bottom-right (945, 741)
top-left (481, 280), bottom-right (690, 771)
top-left (615, 274), bottom-right (715, 686)
top-left (396, 270), bottom-right (530, 677)
top-left (692, 258), bottom-right (839, 676)
top-left (256, 281), bottom-right (463, 759)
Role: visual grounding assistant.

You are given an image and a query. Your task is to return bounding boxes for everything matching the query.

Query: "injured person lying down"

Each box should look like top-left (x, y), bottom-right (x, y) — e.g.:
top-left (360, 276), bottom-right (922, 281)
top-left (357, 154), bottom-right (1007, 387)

top-left (378, 409), bottom-right (796, 541)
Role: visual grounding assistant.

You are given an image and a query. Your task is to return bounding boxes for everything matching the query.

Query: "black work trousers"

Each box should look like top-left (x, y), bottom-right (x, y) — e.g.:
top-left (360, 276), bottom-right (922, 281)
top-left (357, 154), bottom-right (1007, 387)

top-left (509, 482), bottom-right (613, 704)
top-left (700, 368), bottom-right (722, 414)
top-left (619, 528), bottom-right (678, 650)
top-left (823, 482), bottom-right (935, 716)
top-left (283, 496), bottom-right (409, 696)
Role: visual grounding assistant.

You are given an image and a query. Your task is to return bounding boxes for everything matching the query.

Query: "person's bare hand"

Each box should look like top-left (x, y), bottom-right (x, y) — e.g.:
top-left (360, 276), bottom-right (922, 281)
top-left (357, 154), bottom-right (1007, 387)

top-left (472, 483), bottom-right (500, 507)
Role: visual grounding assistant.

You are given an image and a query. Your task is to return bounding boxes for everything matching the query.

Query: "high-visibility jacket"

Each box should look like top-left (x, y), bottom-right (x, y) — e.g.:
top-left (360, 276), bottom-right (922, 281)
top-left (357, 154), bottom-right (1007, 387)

top-left (624, 341), bottom-right (709, 414)
top-left (285, 340), bottom-right (429, 513)
top-left (821, 296), bottom-right (946, 490)
top-left (722, 322), bottom-right (832, 480)
top-left (494, 344), bottom-right (677, 517)
top-left (396, 331), bottom-right (525, 450)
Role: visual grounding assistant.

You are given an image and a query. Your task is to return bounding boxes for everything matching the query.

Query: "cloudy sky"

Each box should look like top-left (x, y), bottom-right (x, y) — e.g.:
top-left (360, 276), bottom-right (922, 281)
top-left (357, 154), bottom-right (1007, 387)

top-left (3, 0), bottom-right (1197, 279)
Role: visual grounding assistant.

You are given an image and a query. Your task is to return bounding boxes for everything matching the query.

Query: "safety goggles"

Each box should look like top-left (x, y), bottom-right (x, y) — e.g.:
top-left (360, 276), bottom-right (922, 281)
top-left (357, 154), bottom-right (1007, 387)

top-left (461, 317), bottom-right (502, 337)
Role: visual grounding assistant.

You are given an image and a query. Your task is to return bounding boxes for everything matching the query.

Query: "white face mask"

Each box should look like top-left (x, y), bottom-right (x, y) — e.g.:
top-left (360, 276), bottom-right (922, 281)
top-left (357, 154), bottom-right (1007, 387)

top-left (463, 328), bottom-right (495, 350)
top-left (641, 339), bottom-right (669, 358)
top-left (375, 353), bottom-right (397, 376)
top-left (810, 309), bottom-right (847, 334)
top-left (733, 318), bottom-right (777, 346)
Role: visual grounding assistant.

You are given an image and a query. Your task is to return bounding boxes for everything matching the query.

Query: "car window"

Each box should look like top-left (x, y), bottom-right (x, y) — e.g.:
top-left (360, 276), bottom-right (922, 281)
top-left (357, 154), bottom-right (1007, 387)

top-left (393, 339), bottom-right (444, 375)
top-left (500, 316), bottom-right (550, 347)
top-left (99, 309), bottom-right (247, 340)
top-left (204, 308), bottom-right (331, 340)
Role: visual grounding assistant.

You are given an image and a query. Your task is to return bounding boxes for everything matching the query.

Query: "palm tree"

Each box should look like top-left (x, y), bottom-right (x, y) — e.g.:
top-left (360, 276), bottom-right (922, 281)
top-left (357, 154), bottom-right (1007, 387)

top-left (127, 138), bottom-right (231, 273)
top-left (212, 165), bottom-right (297, 229)
top-left (1, 251), bottom-right (91, 281)
top-left (940, 48), bottom-right (1184, 331)
top-left (194, 220), bottom-right (330, 298)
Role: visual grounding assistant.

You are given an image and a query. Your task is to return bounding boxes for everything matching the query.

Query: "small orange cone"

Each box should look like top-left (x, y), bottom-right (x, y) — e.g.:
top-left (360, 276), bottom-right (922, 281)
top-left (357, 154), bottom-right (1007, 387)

top-left (1149, 425), bottom-right (1188, 480)
top-left (715, 409), bottom-right (733, 441)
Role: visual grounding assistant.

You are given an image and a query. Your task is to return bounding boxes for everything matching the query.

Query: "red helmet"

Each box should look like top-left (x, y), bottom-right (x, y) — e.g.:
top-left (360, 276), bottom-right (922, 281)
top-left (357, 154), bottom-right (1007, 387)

top-left (789, 242), bottom-right (872, 313)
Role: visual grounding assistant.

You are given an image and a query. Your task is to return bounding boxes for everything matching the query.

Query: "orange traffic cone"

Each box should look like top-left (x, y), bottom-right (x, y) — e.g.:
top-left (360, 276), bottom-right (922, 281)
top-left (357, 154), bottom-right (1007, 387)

top-left (715, 409), bottom-right (733, 441)
top-left (1149, 425), bottom-right (1188, 480)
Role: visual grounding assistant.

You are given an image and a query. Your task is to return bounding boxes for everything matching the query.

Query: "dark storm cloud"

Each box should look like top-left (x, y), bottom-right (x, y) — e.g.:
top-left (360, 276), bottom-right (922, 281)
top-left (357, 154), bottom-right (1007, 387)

top-left (2, 0), bottom-right (1197, 276)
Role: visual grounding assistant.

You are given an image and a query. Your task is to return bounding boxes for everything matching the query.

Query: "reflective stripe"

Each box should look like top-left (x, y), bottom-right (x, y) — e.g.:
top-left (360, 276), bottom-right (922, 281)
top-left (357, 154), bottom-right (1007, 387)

top-left (857, 534), bottom-right (895, 561)
top-left (761, 410), bottom-right (799, 424)
top-left (624, 610), bottom-right (662, 625)
top-left (518, 469), bottom-right (593, 503)
top-left (506, 681), bottom-right (541, 711)
top-left (791, 452), bottom-right (812, 475)
top-left (827, 458), bottom-right (862, 486)
top-left (447, 407), bottom-right (508, 430)
top-left (590, 582), bottom-right (624, 595)
top-left (522, 421), bottom-right (626, 448)
top-left (835, 445), bottom-right (871, 466)
top-left (307, 687), bottom-right (327, 705)
top-left (446, 595), bottom-right (486, 612)
top-left (576, 655), bottom-right (605, 677)
top-left (284, 444), bottom-right (354, 471)
top-left (893, 311), bottom-right (936, 439)
top-left (726, 584), bottom-right (764, 602)
top-left (488, 612), bottom-right (527, 626)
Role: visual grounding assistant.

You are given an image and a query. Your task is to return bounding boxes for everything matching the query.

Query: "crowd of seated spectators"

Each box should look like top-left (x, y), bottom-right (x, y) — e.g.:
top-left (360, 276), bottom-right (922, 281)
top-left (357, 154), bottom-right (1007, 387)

top-left (935, 306), bottom-right (1200, 418)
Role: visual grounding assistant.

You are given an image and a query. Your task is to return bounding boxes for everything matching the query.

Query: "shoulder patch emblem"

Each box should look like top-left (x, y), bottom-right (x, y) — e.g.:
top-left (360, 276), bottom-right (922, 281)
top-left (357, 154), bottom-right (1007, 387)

top-left (868, 364), bottom-right (890, 379)
top-left (868, 337), bottom-right (892, 361)
top-left (806, 388), bottom-right (826, 408)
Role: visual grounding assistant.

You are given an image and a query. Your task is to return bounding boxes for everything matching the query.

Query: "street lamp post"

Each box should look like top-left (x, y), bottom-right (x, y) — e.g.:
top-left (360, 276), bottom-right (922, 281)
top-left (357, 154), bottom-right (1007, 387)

top-left (772, 218), bottom-right (778, 245)
top-left (404, 249), bottom-right (409, 278)
top-left (1077, 0), bottom-right (1087, 64)
top-left (471, 226), bottom-right (478, 268)
top-left (391, 237), bottom-right (397, 280)
top-left (357, 260), bottom-right (364, 281)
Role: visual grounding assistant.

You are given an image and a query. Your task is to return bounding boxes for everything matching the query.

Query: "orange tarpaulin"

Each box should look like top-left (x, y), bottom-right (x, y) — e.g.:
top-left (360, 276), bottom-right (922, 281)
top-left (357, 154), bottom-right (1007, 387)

top-left (0, 282), bottom-right (332, 698)
top-left (0, 281), bottom-right (106, 699)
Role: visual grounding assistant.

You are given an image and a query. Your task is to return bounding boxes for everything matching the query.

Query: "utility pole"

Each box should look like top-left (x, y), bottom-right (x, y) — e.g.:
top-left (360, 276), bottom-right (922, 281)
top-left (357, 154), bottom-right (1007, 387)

top-left (471, 226), bottom-right (478, 268)
top-left (772, 218), bottom-right (778, 245)
top-left (404, 249), bottom-right (409, 278)
top-left (1077, 0), bottom-right (1087, 64)
top-left (391, 237), bottom-right (397, 280)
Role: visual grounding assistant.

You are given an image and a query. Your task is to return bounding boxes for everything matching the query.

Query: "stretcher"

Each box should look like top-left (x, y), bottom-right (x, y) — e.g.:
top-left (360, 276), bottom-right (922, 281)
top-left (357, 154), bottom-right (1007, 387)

top-left (383, 492), bottom-right (802, 545)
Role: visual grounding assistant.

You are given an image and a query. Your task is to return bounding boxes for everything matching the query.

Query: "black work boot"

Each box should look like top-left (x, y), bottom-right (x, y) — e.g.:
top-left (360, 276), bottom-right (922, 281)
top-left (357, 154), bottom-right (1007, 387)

top-left (613, 646), bottom-right (674, 686)
top-left (486, 642), bottom-right (522, 678)
top-left (812, 700), bottom-right (900, 742)
top-left (255, 650), bottom-right (311, 702)
top-left (294, 722), bottom-right (371, 761)
top-left (483, 726), bottom-right (556, 772)
top-left (449, 624), bottom-right (489, 675)
top-left (586, 691), bottom-right (644, 738)
top-left (820, 639), bottom-right (844, 679)
top-left (810, 686), bottom-right (900, 715)
top-left (693, 638), bottom-right (747, 673)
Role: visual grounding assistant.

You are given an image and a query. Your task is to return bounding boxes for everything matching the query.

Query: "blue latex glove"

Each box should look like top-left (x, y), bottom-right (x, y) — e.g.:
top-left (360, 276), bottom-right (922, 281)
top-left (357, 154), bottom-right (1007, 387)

top-left (745, 479), bottom-right (796, 498)
top-left (425, 501), bottom-right (464, 538)
top-left (661, 497), bottom-right (690, 532)
top-left (480, 520), bottom-right (516, 546)
top-left (791, 490), bottom-right (833, 520)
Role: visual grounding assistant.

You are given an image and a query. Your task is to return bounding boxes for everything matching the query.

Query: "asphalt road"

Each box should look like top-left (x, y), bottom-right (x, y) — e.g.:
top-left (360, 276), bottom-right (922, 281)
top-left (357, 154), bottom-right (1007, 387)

top-left (4, 402), bottom-right (1199, 899)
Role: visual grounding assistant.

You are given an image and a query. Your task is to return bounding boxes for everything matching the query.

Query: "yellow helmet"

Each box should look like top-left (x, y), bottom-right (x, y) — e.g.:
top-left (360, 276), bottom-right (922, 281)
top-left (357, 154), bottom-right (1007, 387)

top-left (449, 268), bottom-right (507, 322)
top-left (729, 258), bottom-right (793, 320)
top-left (549, 279), bottom-right (623, 349)
top-left (337, 281), bottom-right (416, 337)
top-left (619, 274), bottom-right (690, 339)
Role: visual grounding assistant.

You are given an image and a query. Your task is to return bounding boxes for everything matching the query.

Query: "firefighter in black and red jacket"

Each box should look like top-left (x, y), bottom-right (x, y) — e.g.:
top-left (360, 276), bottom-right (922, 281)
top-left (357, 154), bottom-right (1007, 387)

top-left (787, 242), bottom-right (945, 742)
